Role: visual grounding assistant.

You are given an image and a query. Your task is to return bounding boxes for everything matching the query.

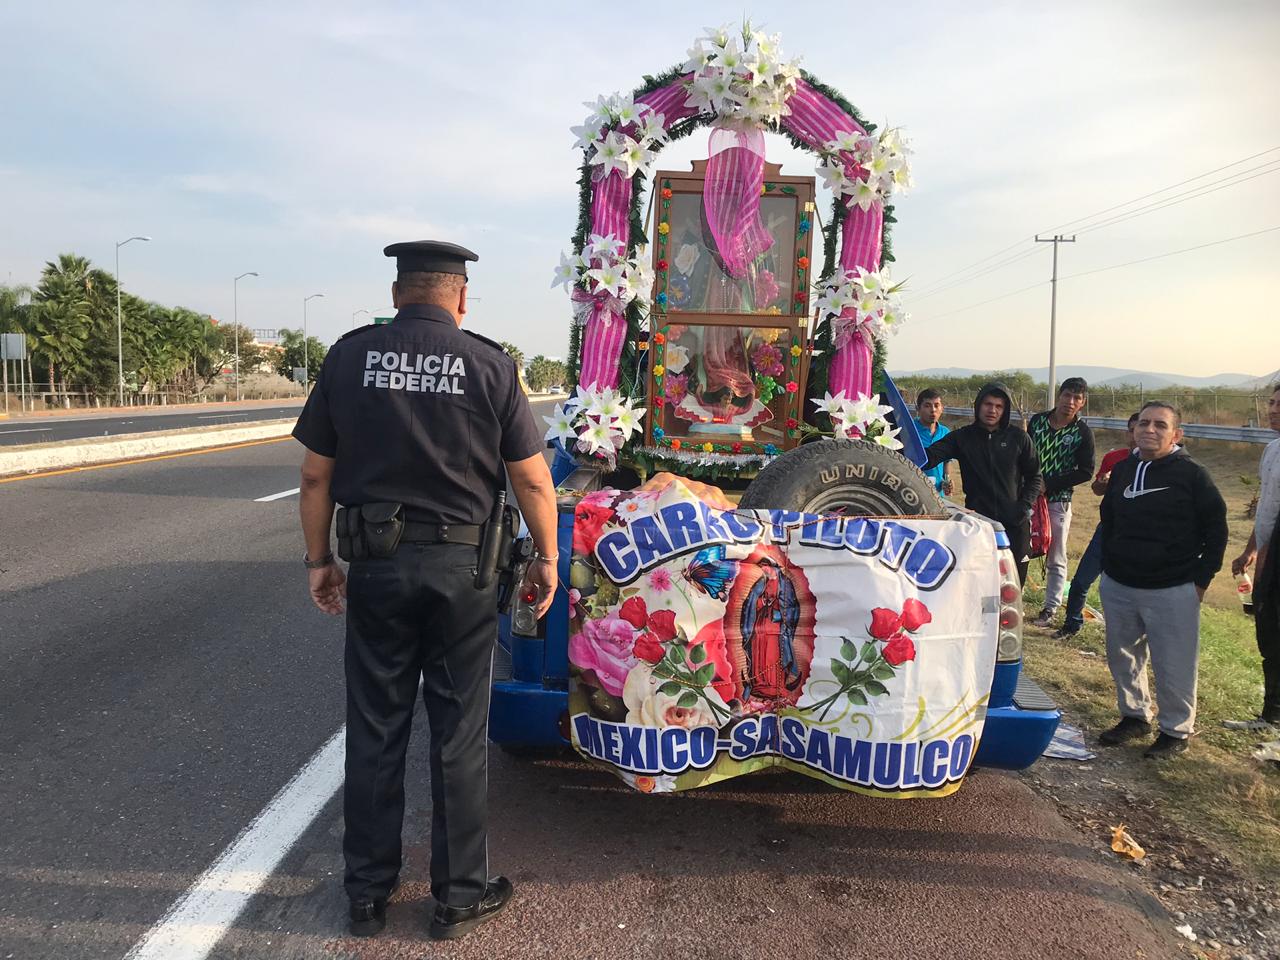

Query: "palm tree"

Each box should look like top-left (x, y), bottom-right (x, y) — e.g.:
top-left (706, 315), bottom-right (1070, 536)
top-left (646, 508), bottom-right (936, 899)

top-left (31, 254), bottom-right (96, 404)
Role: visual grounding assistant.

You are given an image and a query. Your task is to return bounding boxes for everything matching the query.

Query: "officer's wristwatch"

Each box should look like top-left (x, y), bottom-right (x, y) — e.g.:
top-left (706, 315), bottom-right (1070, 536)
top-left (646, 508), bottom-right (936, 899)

top-left (304, 551), bottom-right (335, 569)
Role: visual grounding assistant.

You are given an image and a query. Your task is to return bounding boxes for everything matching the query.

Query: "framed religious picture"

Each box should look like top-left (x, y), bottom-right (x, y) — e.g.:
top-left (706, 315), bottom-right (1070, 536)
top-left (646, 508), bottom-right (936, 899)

top-left (647, 161), bottom-right (817, 456)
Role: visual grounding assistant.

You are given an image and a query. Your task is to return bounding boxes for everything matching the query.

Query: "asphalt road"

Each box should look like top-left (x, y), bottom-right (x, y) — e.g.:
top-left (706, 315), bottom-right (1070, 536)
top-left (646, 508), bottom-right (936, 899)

top-left (0, 402), bottom-right (1184, 960)
top-left (0, 402), bottom-right (306, 446)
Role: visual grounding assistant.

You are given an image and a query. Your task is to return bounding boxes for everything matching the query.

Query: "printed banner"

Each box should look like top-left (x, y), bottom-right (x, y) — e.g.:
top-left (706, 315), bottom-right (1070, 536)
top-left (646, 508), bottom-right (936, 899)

top-left (567, 475), bottom-right (1001, 797)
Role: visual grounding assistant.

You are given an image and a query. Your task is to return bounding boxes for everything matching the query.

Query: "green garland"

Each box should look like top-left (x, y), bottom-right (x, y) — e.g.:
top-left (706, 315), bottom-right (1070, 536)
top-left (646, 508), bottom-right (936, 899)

top-left (563, 63), bottom-right (895, 465)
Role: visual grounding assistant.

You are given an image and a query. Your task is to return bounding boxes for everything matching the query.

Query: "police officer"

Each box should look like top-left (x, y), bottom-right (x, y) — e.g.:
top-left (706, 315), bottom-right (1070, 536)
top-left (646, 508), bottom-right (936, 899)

top-left (292, 241), bottom-right (558, 941)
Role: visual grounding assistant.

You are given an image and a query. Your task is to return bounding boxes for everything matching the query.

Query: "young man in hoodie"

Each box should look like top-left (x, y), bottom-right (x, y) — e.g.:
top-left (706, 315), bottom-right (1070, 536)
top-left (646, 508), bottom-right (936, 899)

top-left (1097, 401), bottom-right (1228, 759)
top-left (923, 383), bottom-right (1042, 583)
top-left (1028, 377), bottom-right (1096, 627)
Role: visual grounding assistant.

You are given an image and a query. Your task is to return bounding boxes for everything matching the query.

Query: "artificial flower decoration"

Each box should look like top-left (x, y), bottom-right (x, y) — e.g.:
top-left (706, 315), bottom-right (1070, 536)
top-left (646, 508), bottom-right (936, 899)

top-left (545, 386), bottom-right (647, 469)
top-left (655, 292), bottom-right (668, 308)
top-left (749, 342), bottom-right (784, 377)
top-left (680, 23), bottom-right (801, 126)
top-left (731, 442), bottom-right (743, 453)
top-left (796, 256), bottom-right (809, 269)
top-left (815, 266), bottom-right (909, 348)
top-left (785, 380), bottom-right (799, 394)
top-left (652, 364), bottom-right (665, 377)
top-left (653, 426), bottom-right (665, 440)
top-left (663, 344), bottom-right (691, 375)
top-left (664, 373), bottom-right (690, 404)
top-left (809, 390), bottom-right (901, 449)
top-left (661, 188), bottom-right (673, 199)
top-left (790, 344), bottom-right (802, 357)
top-left (656, 259), bottom-right (668, 271)
top-left (553, 232), bottom-right (656, 317)
top-left (786, 417), bottom-right (799, 429)
top-left (653, 331), bottom-right (666, 345)
top-left (814, 126), bottom-right (913, 211)
top-left (657, 222), bottom-right (670, 236)
top-left (574, 94), bottom-right (669, 180)
top-left (671, 439), bottom-right (682, 451)
top-left (702, 442), bottom-right (714, 453)
top-left (764, 444), bottom-right (779, 456)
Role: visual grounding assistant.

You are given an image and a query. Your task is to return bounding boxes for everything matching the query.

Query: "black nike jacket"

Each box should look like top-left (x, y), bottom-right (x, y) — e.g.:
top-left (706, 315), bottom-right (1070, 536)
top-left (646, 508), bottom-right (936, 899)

top-left (923, 382), bottom-right (1042, 530)
top-left (1099, 447), bottom-right (1228, 590)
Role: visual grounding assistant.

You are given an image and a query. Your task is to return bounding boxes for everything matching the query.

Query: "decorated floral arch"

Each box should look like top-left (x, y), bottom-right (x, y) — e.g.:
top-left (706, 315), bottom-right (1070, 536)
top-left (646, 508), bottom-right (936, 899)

top-left (551, 24), bottom-right (912, 472)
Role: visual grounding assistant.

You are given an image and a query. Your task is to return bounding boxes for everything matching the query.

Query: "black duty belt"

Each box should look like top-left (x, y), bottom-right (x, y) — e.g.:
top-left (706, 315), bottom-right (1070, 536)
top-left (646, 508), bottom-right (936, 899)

top-left (401, 521), bottom-right (483, 546)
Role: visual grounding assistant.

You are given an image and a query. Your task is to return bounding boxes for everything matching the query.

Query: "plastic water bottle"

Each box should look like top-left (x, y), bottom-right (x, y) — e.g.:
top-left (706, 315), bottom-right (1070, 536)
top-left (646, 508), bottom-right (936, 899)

top-left (1237, 572), bottom-right (1254, 615)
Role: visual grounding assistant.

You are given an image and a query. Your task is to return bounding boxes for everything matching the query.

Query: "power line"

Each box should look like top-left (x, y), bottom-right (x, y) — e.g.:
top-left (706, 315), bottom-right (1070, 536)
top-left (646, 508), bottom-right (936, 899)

top-left (1058, 224), bottom-right (1280, 280)
top-left (915, 223), bottom-right (1280, 322)
top-left (1042, 145), bottom-right (1280, 234)
top-left (912, 246), bottom-right (1045, 302)
top-left (1073, 160), bottom-right (1280, 237)
top-left (908, 145), bottom-right (1280, 298)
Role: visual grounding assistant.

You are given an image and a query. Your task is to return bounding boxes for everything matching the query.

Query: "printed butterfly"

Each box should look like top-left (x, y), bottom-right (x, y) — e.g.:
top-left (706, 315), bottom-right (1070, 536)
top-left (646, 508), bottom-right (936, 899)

top-left (682, 545), bottom-right (738, 601)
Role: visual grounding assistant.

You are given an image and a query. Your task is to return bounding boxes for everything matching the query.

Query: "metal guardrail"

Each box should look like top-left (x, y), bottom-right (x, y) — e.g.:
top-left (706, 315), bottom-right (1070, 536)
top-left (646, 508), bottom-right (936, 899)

top-left (942, 407), bottom-right (1274, 444)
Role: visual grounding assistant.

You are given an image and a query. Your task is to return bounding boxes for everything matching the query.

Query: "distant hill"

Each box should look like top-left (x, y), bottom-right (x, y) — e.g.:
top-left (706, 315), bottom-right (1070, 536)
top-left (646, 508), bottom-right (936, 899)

top-left (889, 365), bottom-right (1262, 389)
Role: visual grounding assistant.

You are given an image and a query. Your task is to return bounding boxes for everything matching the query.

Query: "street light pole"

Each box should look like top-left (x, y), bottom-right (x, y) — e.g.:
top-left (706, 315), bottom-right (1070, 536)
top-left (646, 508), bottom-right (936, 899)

top-left (352, 308), bottom-right (370, 330)
top-left (115, 235), bottom-right (151, 405)
top-left (233, 271), bottom-right (259, 402)
top-left (303, 293), bottom-right (324, 392)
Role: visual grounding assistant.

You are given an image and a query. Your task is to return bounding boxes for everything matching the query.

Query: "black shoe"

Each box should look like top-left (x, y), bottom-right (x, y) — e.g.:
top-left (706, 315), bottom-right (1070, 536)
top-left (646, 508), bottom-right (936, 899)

top-left (1144, 733), bottom-right (1190, 759)
top-left (349, 898), bottom-right (387, 937)
top-left (1098, 716), bottom-right (1152, 745)
top-left (430, 876), bottom-right (514, 941)
top-left (1051, 624), bottom-right (1080, 640)
top-left (348, 877), bottom-right (399, 938)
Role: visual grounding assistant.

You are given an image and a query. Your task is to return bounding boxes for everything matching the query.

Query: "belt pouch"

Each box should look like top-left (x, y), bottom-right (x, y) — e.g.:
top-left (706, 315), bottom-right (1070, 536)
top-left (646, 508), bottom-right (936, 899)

top-left (360, 502), bottom-right (405, 558)
top-left (335, 506), bottom-right (364, 562)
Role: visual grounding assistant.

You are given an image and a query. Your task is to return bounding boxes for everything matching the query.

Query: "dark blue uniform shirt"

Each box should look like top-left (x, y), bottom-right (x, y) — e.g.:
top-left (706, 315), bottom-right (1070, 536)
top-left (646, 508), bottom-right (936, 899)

top-left (292, 303), bottom-right (543, 525)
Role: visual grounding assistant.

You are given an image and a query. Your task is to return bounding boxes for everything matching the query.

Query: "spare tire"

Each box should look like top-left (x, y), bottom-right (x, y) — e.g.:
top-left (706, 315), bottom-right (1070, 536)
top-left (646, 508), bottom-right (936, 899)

top-left (739, 439), bottom-right (947, 517)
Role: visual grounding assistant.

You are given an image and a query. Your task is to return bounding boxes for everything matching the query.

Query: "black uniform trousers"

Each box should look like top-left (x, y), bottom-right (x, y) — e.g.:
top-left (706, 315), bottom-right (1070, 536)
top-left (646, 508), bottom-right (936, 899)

top-left (342, 542), bottom-right (497, 908)
top-left (1256, 550), bottom-right (1280, 721)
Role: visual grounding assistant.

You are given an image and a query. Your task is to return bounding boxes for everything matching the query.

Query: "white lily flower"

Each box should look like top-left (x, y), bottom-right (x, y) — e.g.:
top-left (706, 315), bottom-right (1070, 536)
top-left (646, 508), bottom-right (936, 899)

top-left (587, 233), bottom-right (625, 261)
top-left (873, 426), bottom-right (903, 450)
top-left (702, 23), bottom-right (734, 48)
top-left (543, 404), bottom-right (579, 443)
top-left (827, 130), bottom-right (863, 154)
top-left (586, 263), bottom-right (626, 301)
top-left (610, 94), bottom-right (640, 126)
top-left (717, 38), bottom-right (745, 74)
top-left (849, 176), bottom-right (880, 211)
top-left (570, 116), bottom-right (604, 152)
top-left (854, 268), bottom-right (884, 296)
top-left (638, 108), bottom-right (668, 145)
top-left (683, 41), bottom-right (714, 73)
top-left (552, 251), bottom-right (581, 290)
top-left (579, 419), bottom-right (615, 456)
top-left (589, 132), bottom-right (630, 178)
top-left (818, 162), bottom-right (851, 195)
top-left (621, 136), bottom-right (654, 178)
top-left (812, 390), bottom-right (848, 417)
top-left (613, 403), bottom-right (644, 440)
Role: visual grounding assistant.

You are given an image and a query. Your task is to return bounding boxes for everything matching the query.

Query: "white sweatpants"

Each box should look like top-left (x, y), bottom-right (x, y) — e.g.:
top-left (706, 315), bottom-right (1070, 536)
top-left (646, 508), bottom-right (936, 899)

top-left (1044, 501), bottom-right (1073, 611)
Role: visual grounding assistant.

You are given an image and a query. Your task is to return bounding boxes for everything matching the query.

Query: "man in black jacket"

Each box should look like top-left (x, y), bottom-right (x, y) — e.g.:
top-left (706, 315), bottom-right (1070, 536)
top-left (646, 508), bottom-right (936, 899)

top-left (1027, 377), bottom-right (1095, 626)
top-left (924, 383), bottom-right (1042, 583)
top-left (1097, 401), bottom-right (1228, 759)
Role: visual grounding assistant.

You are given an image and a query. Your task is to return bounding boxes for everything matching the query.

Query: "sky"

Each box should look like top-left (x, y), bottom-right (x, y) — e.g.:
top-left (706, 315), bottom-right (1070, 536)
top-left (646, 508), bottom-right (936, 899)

top-left (2, 0), bottom-right (1278, 378)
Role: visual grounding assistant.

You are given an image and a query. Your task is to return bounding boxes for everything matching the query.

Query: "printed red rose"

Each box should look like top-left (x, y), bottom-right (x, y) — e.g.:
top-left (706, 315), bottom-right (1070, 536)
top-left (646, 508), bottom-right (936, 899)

top-left (868, 607), bottom-right (902, 639)
top-left (900, 598), bottom-right (932, 632)
top-left (881, 631), bottom-right (916, 666)
top-left (618, 596), bottom-right (649, 629)
top-left (633, 631), bottom-right (665, 664)
top-left (572, 502), bottom-right (616, 556)
top-left (646, 608), bottom-right (677, 641)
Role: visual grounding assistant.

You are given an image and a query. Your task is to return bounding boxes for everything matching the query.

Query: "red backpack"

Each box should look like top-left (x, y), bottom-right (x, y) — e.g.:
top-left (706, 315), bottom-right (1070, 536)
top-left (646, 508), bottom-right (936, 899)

top-left (1028, 493), bottom-right (1052, 559)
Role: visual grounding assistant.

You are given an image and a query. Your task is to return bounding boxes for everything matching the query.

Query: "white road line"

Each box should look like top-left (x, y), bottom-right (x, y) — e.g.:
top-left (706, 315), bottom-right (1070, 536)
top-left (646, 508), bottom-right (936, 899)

top-left (197, 414), bottom-right (240, 420)
top-left (123, 726), bottom-right (346, 960)
top-left (254, 487), bottom-right (300, 502)
top-left (0, 427), bottom-right (52, 435)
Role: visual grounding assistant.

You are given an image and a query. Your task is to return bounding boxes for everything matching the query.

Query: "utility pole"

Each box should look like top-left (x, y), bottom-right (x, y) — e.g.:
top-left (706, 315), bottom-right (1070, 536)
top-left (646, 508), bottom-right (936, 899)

top-left (1035, 234), bottom-right (1075, 407)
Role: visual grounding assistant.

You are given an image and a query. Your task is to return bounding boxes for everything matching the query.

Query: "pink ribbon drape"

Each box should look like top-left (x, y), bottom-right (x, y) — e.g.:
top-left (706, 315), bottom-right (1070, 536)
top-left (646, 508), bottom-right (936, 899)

top-left (702, 125), bottom-right (772, 277)
top-left (781, 80), bottom-right (884, 401)
top-left (578, 78), bottom-right (698, 391)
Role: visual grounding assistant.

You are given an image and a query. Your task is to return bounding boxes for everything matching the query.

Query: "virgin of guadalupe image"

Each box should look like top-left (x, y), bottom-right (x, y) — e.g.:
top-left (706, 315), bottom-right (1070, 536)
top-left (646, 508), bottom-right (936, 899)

top-left (723, 546), bottom-right (817, 707)
top-left (666, 193), bottom-right (794, 432)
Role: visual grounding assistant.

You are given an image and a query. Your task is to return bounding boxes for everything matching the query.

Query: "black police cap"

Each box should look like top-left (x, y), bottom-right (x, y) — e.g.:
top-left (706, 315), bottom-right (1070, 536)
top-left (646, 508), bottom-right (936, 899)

top-left (383, 240), bottom-right (478, 278)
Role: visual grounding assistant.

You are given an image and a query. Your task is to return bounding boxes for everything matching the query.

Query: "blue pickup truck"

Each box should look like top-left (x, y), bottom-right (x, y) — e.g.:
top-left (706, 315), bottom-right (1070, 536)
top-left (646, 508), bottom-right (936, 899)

top-left (489, 440), bottom-right (1060, 773)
